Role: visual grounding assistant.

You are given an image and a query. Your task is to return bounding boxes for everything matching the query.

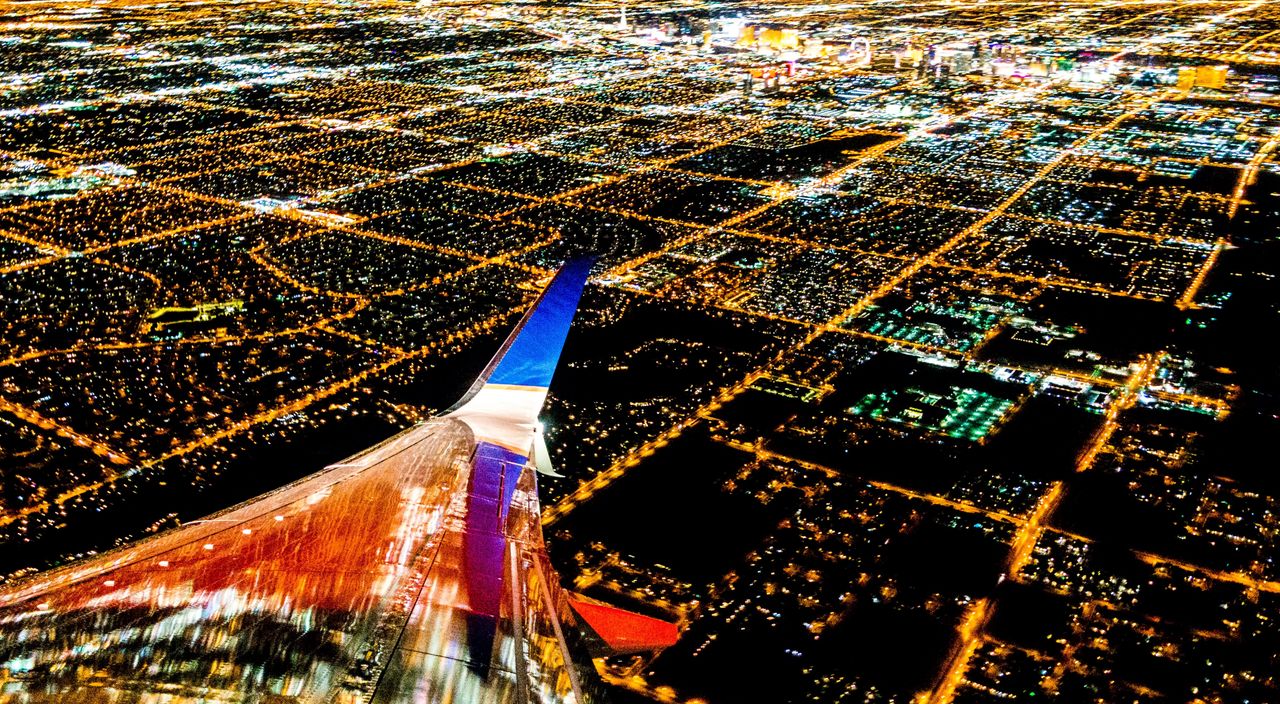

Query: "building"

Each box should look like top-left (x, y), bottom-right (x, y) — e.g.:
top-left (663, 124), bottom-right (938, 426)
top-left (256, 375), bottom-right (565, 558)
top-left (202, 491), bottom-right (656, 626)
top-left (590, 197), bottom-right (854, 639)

top-left (1196, 64), bottom-right (1229, 89)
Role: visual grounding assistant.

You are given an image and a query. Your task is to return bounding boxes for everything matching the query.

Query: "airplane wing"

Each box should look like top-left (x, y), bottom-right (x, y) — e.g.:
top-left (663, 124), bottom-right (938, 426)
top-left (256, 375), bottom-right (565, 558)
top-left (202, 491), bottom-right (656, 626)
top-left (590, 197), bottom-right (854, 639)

top-left (0, 258), bottom-right (675, 703)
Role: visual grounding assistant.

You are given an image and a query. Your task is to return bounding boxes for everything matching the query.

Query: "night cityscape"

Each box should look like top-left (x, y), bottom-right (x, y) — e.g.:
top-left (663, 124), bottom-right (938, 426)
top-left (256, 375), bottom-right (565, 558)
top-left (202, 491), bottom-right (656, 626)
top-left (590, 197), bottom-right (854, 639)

top-left (1, 0), bottom-right (1280, 702)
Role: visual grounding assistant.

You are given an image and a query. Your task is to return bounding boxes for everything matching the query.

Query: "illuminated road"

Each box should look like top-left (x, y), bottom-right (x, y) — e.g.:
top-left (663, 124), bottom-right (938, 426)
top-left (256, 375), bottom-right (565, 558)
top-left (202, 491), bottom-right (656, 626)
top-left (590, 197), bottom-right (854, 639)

top-left (0, 306), bottom-right (519, 530)
top-left (545, 86), bottom-right (1220, 538)
top-left (930, 352), bottom-right (1163, 704)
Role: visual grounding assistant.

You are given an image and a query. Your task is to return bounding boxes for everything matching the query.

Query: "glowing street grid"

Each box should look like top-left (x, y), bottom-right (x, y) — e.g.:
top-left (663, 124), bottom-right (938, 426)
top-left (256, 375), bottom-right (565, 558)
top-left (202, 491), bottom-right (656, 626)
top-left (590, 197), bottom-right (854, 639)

top-left (2, 0), bottom-right (1280, 702)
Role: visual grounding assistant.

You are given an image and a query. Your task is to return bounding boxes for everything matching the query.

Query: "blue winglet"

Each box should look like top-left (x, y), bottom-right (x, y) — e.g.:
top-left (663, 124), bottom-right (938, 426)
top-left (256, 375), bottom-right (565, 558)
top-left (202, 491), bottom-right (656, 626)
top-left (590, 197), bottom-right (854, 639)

top-left (451, 258), bottom-right (594, 407)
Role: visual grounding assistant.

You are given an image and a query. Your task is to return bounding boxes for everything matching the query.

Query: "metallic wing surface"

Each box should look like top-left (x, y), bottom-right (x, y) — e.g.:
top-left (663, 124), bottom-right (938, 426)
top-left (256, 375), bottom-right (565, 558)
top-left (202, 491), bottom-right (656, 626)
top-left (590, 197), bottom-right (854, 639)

top-left (0, 259), bottom-right (669, 704)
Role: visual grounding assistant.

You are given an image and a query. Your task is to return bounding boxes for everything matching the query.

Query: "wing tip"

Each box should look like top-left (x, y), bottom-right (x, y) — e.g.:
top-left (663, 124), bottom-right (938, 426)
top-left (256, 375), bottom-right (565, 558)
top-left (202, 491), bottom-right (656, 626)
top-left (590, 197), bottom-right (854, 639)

top-left (447, 257), bottom-right (595, 413)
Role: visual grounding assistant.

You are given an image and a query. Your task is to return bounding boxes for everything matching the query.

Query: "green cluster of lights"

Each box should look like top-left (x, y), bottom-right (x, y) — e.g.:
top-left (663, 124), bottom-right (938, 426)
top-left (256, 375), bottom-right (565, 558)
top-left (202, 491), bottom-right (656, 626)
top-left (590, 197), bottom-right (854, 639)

top-left (848, 386), bottom-right (1014, 441)
top-left (856, 298), bottom-right (1018, 352)
top-left (938, 387), bottom-right (1015, 441)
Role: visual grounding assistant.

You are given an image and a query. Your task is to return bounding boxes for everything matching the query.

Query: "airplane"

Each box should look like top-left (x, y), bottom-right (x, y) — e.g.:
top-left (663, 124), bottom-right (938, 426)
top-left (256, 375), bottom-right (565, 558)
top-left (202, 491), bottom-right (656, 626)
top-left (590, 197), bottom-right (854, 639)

top-left (0, 258), bottom-right (678, 703)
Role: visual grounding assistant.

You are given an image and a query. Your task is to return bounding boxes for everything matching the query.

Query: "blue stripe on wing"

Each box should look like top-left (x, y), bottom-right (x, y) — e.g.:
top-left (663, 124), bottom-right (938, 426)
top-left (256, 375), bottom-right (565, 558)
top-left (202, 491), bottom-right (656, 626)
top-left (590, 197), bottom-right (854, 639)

top-left (486, 257), bottom-right (593, 389)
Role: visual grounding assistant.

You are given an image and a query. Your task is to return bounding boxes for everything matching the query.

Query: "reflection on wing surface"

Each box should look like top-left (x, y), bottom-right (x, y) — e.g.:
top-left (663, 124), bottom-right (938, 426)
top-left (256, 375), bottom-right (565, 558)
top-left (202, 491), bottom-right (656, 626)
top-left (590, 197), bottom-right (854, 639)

top-left (0, 418), bottom-right (599, 703)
